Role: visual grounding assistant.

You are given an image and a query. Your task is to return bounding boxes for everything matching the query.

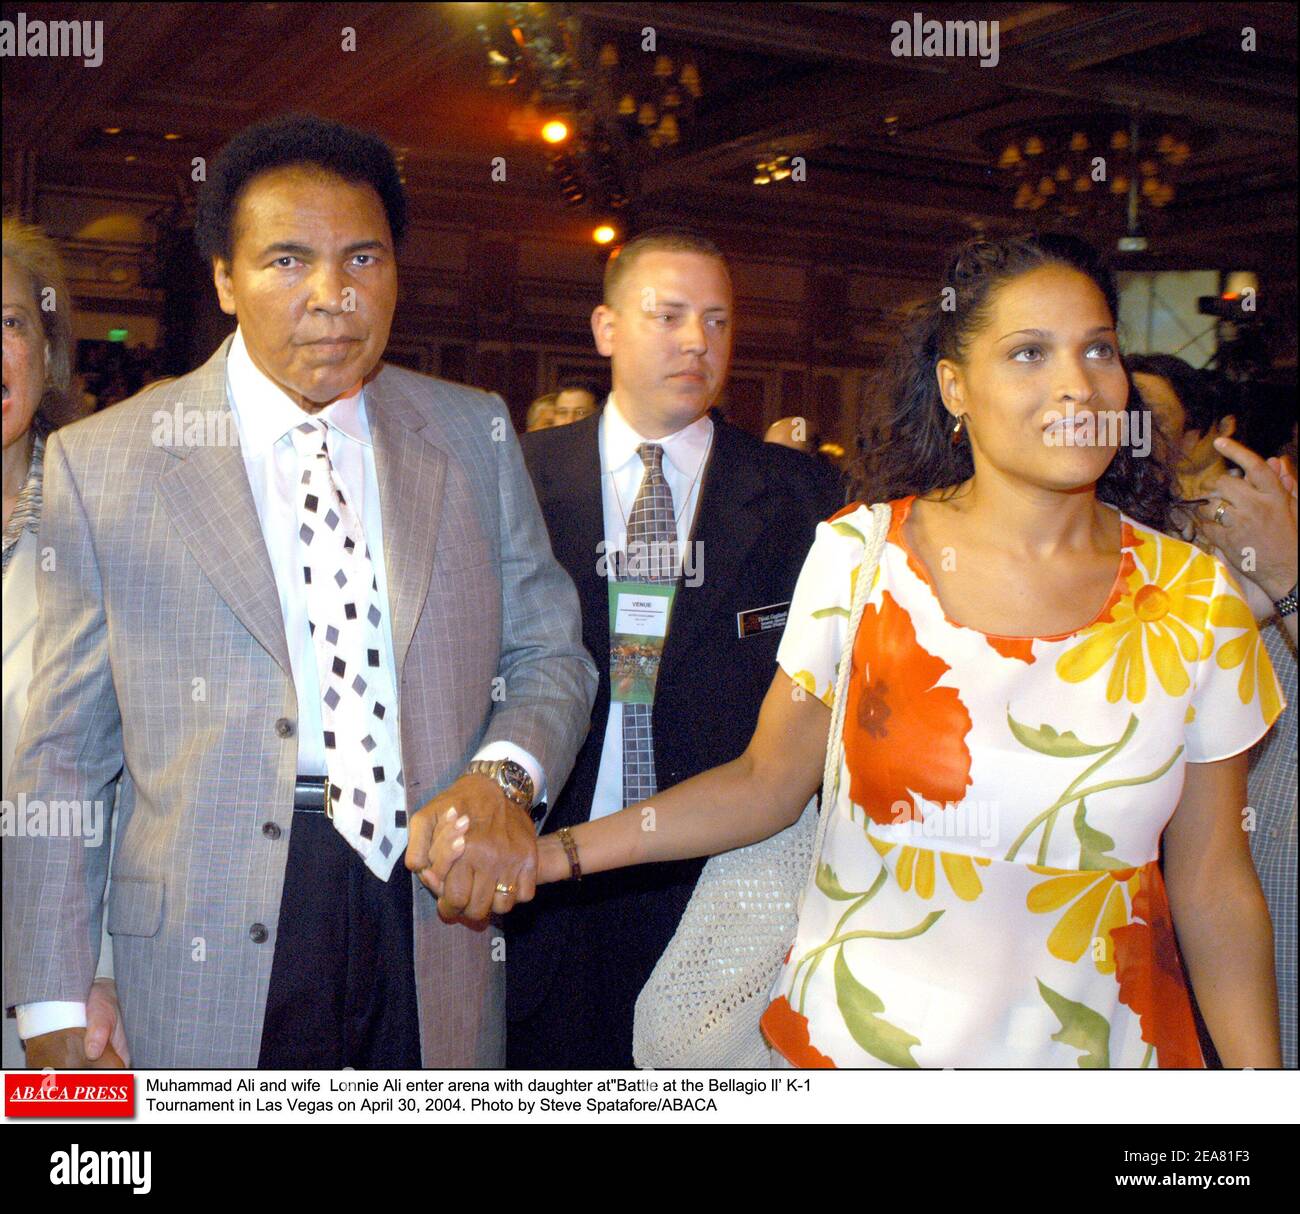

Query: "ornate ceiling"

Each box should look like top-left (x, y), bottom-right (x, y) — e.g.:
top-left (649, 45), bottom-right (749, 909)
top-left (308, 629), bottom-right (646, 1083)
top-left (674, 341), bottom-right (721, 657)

top-left (3, 2), bottom-right (1295, 275)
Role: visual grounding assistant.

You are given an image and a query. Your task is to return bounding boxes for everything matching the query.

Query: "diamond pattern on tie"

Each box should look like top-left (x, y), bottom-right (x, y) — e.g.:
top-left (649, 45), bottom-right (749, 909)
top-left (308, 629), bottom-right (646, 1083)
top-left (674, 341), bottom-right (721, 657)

top-left (621, 442), bottom-right (677, 808)
top-left (291, 418), bottom-right (406, 879)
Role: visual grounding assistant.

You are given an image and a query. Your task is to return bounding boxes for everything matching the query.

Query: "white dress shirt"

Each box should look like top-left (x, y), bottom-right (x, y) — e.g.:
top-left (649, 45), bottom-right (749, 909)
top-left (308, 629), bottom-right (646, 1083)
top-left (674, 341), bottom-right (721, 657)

top-left (17, 328), bottom-right (543, 1040)
top-left (589, 393), bottom-right (714, 820)
top-left (229, 327), bottom-right (399, 777)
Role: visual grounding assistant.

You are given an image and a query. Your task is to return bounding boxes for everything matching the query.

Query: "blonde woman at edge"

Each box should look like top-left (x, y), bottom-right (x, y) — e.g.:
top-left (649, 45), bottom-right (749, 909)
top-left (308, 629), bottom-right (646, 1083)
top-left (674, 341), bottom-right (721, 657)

top-left (2, 219), bottom-right (123, 1068)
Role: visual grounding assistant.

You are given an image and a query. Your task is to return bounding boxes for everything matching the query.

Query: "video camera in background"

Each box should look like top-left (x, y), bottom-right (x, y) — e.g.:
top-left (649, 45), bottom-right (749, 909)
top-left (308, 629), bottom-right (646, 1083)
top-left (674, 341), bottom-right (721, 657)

top-left (1198, 277), bottom-right (1278, 386)
top-left (1187, 276), bottom-right (1295, 461)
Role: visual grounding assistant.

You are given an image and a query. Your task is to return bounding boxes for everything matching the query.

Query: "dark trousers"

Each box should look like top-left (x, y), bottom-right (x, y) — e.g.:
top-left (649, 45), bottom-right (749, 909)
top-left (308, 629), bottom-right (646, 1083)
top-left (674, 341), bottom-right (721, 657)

top-left (257, 810), bottom-right (422, 1068)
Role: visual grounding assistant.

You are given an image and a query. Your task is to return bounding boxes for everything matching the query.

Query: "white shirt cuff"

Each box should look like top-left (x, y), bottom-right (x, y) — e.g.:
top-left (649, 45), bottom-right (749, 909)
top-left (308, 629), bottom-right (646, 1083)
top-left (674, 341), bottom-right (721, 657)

top-left (471, 742), bottom-right (548, 813)
top-left (16, 1002), bottom-right (88, 1039)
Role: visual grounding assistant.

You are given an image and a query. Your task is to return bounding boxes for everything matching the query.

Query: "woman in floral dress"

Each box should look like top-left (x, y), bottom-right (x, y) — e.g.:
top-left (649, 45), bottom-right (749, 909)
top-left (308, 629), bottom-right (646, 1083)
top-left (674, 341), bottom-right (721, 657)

top-left (425, 234), bottom-right (1284, 1067)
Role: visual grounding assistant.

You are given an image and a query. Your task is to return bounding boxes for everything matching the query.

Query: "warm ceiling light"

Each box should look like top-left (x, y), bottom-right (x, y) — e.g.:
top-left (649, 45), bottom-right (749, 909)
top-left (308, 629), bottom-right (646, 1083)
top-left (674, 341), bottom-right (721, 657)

top-left (541, 120), bottom-right (569, 144)
top-left (124, 154), bottom-right (137, 162)
top-left (103, 126), bottom-right (121, 135)
top-left (164, 132), bottom-right (181, 141)
top-left (593, 225), bottom-right (617, 245)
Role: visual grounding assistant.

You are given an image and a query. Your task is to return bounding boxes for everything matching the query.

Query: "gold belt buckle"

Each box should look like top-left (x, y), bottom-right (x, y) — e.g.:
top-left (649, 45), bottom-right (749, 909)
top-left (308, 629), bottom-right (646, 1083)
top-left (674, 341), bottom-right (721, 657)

top-left (324, 781), bottom-right (335, 820)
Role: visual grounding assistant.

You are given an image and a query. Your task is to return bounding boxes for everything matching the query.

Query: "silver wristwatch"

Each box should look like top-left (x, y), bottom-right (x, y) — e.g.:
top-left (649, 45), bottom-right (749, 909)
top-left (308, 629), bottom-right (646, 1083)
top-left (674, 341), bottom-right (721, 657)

top-left (466, 758), bottom-right (535, 811)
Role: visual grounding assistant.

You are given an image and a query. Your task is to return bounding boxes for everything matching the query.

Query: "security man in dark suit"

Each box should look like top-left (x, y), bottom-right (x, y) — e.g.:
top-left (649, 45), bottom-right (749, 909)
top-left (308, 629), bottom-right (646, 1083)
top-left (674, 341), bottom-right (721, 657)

top-left (508, 227), bottom-right (843, 1067)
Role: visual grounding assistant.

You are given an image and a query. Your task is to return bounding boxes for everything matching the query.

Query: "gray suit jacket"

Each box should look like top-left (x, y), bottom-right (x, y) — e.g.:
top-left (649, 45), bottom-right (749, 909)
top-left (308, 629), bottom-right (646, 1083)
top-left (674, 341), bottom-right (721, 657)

top-left (3, 336), bottom-right (597, 1067)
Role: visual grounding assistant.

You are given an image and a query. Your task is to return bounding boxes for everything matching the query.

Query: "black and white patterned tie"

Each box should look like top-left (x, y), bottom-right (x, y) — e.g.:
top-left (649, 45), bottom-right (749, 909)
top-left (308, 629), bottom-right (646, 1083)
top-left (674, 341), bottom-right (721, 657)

top-left (291, 418), bottom-right (406, 879)
top-left (621, 442), bottom-right (677, 808)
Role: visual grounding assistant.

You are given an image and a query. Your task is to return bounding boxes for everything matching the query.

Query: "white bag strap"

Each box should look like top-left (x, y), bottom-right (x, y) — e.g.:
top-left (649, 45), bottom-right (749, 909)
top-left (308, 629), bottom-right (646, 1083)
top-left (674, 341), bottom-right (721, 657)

top-left (804, 501), bottom-right (892, 896)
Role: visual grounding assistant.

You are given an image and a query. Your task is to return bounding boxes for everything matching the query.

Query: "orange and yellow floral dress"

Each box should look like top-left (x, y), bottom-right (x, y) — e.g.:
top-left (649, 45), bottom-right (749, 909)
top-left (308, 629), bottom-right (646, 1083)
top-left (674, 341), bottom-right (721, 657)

top-left (761, 496), bottom-right (1284, 1068)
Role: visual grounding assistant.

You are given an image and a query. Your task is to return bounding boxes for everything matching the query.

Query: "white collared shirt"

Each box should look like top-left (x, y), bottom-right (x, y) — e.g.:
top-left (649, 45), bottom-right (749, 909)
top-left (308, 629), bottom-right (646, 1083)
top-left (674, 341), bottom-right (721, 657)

top-left (589, 392), bottom-right (713, 820)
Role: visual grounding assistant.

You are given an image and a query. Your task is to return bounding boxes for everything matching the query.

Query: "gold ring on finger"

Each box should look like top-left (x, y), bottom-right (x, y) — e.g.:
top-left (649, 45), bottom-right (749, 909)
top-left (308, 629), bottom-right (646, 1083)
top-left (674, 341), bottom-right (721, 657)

top-left (495, 882), bottom-right (516, 896)
top-left (1213, 501), bottom-right (1229, 525)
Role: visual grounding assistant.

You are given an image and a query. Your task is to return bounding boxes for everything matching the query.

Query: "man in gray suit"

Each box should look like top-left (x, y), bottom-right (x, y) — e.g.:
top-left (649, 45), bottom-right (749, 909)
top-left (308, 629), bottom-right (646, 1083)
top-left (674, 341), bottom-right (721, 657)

top-left (3, 115), bottom-right (596, 1068)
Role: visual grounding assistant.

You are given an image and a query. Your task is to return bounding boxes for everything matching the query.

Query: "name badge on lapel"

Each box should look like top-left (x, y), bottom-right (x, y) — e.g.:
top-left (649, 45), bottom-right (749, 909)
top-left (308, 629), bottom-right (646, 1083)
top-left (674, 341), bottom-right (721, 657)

top-left (736, 601), bottom-right (790, 639)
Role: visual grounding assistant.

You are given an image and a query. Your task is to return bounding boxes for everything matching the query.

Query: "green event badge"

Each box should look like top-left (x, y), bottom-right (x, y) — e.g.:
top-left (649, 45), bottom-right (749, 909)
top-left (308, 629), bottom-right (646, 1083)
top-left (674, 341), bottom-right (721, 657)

top-left (608, 581), bottom-right (677, 705)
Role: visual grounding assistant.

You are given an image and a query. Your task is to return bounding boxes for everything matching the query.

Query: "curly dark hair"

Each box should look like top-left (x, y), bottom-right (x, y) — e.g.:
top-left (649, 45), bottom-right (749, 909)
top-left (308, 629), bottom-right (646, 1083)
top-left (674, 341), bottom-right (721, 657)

top-left (856, 232), bottom-right (1177, 532)
top-left (194, 113), bottom-right (407, 264)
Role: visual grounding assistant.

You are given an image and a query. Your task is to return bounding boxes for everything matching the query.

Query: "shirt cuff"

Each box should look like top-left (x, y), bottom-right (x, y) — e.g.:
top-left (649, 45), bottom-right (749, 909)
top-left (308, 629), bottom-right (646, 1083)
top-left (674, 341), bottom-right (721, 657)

top-left (471, 742), bottom-right (548, 812)
top-left (16, 1002), bottom-right (88, 1040)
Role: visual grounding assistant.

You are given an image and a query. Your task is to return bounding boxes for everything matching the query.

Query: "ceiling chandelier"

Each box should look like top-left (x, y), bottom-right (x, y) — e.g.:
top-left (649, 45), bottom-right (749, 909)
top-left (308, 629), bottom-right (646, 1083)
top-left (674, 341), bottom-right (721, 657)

top-left (473, 4), bottom-right (701, 214)
top-left (753, 153), bottom-right (795, 186)
top-left (987, 112), bottom-right (1202, 250)
top-left (597, 41), bottom-right (701, 151)
top-left (475, 3), bottom-right (610, 209)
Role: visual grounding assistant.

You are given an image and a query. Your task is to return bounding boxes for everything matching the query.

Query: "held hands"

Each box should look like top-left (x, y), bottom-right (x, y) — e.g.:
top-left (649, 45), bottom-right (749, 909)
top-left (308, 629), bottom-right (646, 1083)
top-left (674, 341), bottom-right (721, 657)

top-left (1199, 436), bottom-right (1299, 602)
top-left (405, 773), bottom-right (538, 922)
top-left (25, 978), bottom-right (129, 1070)
top-left (424, 812), bottom-right (571, 898)
top-left (86, 977), bottom-right (131, 1066)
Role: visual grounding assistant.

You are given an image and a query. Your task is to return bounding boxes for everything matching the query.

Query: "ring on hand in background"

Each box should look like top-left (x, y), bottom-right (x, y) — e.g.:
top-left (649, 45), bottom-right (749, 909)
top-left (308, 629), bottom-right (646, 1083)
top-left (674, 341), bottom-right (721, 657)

top-left (495, 882), bottom-right (515, 896)
top-left (1213, 501), bottom-right (1229, 526)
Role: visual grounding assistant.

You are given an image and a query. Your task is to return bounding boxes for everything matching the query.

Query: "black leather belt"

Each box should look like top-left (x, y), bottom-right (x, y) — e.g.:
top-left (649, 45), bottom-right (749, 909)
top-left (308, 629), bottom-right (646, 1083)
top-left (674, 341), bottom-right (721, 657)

top-left (293, 775), bottom-right (334, 817)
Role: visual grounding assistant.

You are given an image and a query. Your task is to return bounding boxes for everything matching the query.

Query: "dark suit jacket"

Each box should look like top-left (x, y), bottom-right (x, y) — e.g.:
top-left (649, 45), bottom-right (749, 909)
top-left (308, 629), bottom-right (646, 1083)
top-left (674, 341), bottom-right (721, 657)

top-left (507, 409), bottom-right (843, 1067)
